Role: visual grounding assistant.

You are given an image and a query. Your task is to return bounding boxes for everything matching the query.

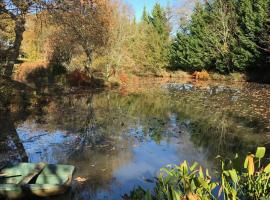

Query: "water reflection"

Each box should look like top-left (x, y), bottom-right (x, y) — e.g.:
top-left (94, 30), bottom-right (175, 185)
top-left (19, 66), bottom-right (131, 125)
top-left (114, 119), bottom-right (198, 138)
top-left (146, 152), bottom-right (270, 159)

top-left (0, 111), bottom-right (28, 166)
top-left (18, 122), bottom-right (80, 164)
top-left (0, 80), bottom-right (269, 199)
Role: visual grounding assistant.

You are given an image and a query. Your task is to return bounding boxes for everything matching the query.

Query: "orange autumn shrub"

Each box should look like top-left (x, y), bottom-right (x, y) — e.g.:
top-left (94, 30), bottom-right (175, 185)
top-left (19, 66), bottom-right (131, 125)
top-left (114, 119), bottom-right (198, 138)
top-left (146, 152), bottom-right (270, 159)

top-left (192, 70), bottom-right (210, 80)
top-left (119, 72), bottom-right (129, 84)
top-left (14, 61), bottom-right (48, 82)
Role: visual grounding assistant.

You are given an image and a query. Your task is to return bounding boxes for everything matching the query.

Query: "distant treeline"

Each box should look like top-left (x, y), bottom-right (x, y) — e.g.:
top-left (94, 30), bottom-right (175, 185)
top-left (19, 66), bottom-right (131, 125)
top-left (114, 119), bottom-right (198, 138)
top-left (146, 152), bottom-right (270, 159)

top-left (0, 0), bottom-right (269, 81)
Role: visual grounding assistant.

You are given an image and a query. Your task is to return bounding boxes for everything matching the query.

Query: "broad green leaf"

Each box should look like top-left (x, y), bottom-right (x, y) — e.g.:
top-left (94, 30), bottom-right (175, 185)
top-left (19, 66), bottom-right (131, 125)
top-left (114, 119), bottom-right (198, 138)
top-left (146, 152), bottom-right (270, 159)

top-left (229, 169), bottom-right (238, 183)
top-left (231, 188), bottom-right (237, 200)
top-left (144, 190), bottom-right (153, 200)
top-left (199, 167), bottom-right (204, 179)
top-left (210, 182), bottom-right (218, 190)
top-left (264, 164), bottom-right (270, 173)
top-left (223, 170), bottom-right (229, 176)
top-left (244, 156), bottom-right (248, 168)
top-left (171, 189), bottom-right (181, 200)
top-left (256, 147), bottom-right (266, 159)
top-left (198, 177), bottom-right (208, 189)
top-left (180, 161), bottom-right (189, 175)
top-left (190, 162), bottom-right (199, 171)
top-left (190, 180), bottom-right (196, 191)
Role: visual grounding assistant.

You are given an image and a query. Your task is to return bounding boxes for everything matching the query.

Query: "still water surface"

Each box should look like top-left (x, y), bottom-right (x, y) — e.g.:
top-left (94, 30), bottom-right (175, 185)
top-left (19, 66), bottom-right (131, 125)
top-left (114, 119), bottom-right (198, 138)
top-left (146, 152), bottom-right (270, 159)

top-left (2, 80), bottom-right (270, 199)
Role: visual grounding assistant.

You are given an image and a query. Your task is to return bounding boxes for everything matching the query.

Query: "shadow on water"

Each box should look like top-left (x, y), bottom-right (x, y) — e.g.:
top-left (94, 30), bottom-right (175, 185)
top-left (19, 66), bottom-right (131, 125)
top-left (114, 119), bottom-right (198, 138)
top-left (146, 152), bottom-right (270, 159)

top-left (0, 79), bottom-right (270, 199)
top-left (0, 110), bottom-right (28, 166)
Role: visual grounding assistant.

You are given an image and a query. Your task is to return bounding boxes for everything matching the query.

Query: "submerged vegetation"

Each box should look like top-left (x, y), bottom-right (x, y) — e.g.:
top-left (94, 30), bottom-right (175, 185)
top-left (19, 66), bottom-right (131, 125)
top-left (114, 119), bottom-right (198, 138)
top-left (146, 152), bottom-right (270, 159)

top-left (127, 147), bottom-right (270, 200)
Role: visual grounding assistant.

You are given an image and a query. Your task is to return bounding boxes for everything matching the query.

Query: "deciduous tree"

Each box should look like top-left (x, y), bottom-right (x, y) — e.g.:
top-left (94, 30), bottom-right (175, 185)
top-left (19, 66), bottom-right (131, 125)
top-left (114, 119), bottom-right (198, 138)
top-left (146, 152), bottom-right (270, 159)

top-left (0, 0), bottom-right (49, 77)
top-left (50, 0), bottom-right (114, 75)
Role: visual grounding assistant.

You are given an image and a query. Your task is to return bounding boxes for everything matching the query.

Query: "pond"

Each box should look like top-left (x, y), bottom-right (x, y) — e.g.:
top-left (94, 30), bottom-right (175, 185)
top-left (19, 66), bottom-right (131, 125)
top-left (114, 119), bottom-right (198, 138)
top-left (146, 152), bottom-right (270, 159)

top-left (0, 79), bottom-right (270, 200)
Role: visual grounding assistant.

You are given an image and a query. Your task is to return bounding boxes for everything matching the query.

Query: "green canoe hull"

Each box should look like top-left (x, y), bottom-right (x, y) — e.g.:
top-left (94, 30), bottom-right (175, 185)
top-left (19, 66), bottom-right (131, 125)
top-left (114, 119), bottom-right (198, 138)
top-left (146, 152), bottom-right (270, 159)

top-left (0, 183), bottom-right (71, 199)
top-left (0, 163), bottom-right (75, 199)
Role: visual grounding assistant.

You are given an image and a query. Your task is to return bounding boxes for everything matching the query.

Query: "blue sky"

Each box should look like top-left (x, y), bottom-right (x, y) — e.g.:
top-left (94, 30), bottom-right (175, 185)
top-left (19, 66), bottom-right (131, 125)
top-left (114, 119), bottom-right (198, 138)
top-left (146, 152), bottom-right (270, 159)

top-left (125, 0), bottom-right (177, 21)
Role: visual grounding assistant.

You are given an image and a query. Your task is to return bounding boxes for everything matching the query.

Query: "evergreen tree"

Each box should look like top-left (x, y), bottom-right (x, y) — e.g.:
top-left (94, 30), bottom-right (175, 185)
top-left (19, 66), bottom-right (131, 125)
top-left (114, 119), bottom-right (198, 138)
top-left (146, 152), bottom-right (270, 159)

top-left (146, 3), bottom-right (171, 72)
top-left (142, 6), bottom-right (149, 23)
top-left (149, 3), bottom-right (169, 38)
top-left (170, 0), bottom-right (270, 74)
top-left (170, 3), bottom-right (213, 71)
top-left (266, 6), bottom-right (270, 64)
top-left (132, 3), bottom-right (171, 74)
top-left (237, 0), bottom-right (269, 67)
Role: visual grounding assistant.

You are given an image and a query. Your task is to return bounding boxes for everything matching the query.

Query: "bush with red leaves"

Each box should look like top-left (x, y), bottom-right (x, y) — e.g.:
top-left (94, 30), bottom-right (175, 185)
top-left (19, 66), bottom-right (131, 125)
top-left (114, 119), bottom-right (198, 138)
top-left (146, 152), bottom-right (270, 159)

top-left (67, 69), bottom-right (91, 86)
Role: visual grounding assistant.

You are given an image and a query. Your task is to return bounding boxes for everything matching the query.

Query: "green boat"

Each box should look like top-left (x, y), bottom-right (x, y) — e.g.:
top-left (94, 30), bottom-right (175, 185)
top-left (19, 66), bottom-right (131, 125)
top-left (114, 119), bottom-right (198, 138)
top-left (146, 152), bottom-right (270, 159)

top-left (0, 162), bottom-right (75, 199)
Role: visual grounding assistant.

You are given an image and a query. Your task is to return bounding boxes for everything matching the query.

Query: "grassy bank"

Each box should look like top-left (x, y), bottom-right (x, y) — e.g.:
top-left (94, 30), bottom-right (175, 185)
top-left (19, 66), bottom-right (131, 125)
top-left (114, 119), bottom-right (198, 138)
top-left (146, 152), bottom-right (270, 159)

top-left (111, 70), bottom-right (247, 86)
top-left (7, 60), bottom-right (259, 90)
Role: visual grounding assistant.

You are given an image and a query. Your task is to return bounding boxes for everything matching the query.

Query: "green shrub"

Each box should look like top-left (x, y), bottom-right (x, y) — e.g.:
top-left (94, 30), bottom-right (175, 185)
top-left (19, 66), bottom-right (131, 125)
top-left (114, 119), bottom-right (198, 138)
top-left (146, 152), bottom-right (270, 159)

top-left (127, 147), bottom-right (270, 200)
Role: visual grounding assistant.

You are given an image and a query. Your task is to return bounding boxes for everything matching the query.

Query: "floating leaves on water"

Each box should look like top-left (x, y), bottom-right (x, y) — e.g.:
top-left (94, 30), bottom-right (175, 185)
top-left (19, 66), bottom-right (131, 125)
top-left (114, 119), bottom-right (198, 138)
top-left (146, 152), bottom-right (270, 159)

top-left (133, 144), bottom-right (140, 148)
top-left (110, 147), bottom-right (116, 151)
top-left (75, 177), bottom-right (87, 183)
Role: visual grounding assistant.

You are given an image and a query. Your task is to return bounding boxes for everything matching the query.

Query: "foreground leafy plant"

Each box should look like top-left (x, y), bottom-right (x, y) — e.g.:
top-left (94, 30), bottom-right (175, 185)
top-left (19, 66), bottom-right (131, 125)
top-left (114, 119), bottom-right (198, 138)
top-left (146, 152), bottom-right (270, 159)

top-left (126, 147), bottom-right (270, 200)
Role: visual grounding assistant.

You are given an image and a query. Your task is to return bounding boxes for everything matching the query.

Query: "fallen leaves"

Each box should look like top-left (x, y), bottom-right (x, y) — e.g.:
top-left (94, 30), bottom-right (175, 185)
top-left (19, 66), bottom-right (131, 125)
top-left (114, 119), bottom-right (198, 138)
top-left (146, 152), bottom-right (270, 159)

top-left (75, 177), bottom-right (87, 183)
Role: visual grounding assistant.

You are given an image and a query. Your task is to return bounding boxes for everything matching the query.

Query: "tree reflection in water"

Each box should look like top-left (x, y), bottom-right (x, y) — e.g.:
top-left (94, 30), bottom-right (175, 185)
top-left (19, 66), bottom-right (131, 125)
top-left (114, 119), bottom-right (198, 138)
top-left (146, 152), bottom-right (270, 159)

top-left (0, 81), bottom-right (269, 199)
top-left (0, 110), bottom-right (28, 166)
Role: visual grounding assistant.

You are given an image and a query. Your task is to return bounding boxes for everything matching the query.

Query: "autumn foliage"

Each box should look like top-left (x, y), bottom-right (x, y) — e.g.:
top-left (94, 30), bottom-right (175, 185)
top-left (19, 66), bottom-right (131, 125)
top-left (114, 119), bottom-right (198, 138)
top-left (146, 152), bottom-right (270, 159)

top-left (14, 61), bottom-right (48, 82)
top-left (192, 70), bottom-right (210, 80)
top-left (67, 69), bottom-right (91, 86)
top-left (119, 72), bottom-right (129, 85)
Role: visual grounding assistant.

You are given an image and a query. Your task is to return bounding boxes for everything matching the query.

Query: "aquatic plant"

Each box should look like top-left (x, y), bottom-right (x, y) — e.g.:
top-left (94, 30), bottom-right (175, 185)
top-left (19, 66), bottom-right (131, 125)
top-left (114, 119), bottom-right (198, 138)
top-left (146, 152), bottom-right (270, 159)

top-left (126, 147), bottom-right (270, 200)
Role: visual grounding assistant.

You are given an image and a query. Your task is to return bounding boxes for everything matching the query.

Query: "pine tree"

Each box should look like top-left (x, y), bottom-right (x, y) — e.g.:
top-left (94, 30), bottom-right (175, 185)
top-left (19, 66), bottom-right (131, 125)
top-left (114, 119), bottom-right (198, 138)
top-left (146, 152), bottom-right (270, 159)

top-left (132, 3), bottom-right (171, 74)
top-left (149, 3), bottom-right (168, 37)
top-left (237, 0), bottom-right (269, 67)
top-left (142, 6), bottom-right (149, 23)
top-left (170, 2), bottom-right (217, 71)
top-left (170, 0), bottom-right (270, 73)
top-left (146, 3), bottom-right (171, 71)
top-left (266, 5), bottom-right (270, 63)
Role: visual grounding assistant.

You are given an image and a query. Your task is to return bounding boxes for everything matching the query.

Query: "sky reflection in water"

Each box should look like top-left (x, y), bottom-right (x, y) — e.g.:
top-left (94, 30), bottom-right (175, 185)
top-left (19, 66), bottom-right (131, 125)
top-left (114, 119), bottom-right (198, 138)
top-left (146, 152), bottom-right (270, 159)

top-left (12, 81), bottom-right (270, 200)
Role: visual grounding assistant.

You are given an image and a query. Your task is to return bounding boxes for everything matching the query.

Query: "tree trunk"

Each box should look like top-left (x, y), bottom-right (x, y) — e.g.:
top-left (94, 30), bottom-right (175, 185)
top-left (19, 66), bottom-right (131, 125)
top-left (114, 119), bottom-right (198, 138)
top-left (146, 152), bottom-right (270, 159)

top-left (4, 16), bottom-right (26, 78)
top-left (82, 44), bottom-right (93, 76)
top-left (266, 17), bottom-right (270, 62)
top-left (0, 111), bottom-right (28, 165)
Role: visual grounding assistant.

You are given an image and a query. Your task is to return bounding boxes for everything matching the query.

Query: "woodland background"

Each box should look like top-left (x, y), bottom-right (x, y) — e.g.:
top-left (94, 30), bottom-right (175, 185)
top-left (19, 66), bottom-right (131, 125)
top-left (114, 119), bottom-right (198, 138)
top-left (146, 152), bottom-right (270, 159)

top-left (0, 0), bottom-right (270, 86)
